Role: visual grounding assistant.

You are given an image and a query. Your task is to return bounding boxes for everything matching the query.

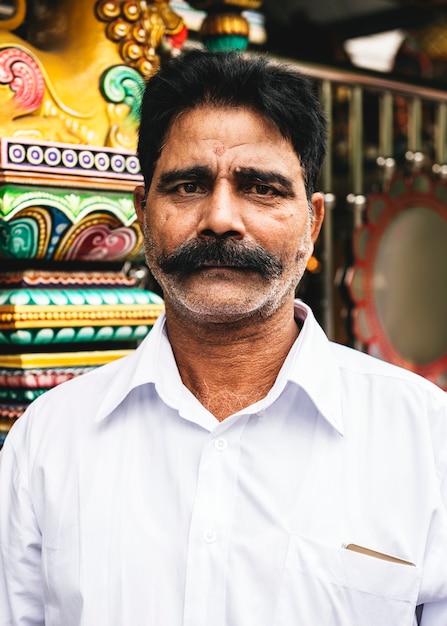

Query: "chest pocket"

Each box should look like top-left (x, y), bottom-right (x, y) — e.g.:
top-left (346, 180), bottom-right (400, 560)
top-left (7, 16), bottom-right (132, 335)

top-left (273, 534), bottom-right (421, 626)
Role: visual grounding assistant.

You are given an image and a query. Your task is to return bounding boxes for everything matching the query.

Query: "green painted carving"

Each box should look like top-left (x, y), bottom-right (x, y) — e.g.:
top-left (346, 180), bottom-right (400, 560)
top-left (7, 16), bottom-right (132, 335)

top-left (0, 217), bottom-right (38, 258)
top-left (0, 288), bottom-right (164, 306)
top-left (0, 325), bottom-right (151, 346)
top-left (0, 185), bottom-right (136, 225)
top-left (0, 389), bottom-right (46, 403)
top-left (101, 65), bottom-right (145, 124)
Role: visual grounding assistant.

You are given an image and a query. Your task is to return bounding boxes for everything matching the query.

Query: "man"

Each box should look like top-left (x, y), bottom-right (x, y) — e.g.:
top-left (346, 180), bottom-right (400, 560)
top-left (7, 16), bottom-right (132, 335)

top-left (1, 50), bottom-right (447, 625)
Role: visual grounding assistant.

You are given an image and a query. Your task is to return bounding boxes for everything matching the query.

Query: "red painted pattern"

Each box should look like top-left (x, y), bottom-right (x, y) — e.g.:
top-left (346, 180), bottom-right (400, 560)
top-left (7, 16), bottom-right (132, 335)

top-left (0, 47), bottom-right (45, 112)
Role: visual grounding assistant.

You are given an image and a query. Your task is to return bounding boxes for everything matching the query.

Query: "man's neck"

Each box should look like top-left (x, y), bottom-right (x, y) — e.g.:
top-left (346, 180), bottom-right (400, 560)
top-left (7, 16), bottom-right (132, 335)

top-left (164, 303), bottom-right (300, 421)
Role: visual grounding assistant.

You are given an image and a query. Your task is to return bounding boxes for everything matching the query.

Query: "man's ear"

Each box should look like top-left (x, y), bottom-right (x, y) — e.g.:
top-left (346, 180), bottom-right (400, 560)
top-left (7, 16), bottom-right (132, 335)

top-left (133, 185), bottom-right (146, 231)
top-left (310, 192), bottom-right (325, 244)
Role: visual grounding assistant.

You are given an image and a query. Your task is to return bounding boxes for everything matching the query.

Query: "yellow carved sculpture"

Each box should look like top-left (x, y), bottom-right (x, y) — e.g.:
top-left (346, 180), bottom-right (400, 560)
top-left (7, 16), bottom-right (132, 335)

top-left (0, 0), bottom-right (186, 149)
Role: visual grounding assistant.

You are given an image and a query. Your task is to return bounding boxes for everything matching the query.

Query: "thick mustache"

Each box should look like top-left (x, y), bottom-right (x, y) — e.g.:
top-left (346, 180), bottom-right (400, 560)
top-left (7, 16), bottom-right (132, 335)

top-left (158, 238), bottom-right (283, 278)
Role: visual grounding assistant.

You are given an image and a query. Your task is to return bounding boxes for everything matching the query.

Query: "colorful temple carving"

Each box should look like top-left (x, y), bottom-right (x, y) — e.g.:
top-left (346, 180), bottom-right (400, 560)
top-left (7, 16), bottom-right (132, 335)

top-left (0, 0), bottom-right (265, 444)
top-left (0, 0), bottom-right (187, 148)
top-left (0, 0), bottom-right (178, 443)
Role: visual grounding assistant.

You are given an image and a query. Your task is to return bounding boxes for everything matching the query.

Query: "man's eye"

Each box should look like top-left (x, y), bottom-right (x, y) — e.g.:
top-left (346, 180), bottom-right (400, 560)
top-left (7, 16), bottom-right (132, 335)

top-left (181, 182), bottom-right (199, 193)
top-left (255, 184), bottom-right (271, 195)
top-left (249, 184), bottom-right (276, 196)
top-left (173, 182), bottom-right (208, 195)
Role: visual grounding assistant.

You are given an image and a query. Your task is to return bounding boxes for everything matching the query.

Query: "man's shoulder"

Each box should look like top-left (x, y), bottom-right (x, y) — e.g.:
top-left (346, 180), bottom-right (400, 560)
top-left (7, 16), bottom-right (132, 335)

top-left (330, 341), bottom-right (446, 406)
top-left (37, 348), bottom-right (133, 405)
top-left (5, 344), bottom-right (147, 451)
top-left (298, 301), bottom-right (443, 395)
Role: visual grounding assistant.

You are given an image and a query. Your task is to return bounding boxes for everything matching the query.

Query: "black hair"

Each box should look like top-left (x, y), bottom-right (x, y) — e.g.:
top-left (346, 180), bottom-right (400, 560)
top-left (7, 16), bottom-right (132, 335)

top-left (137, 49), bottom-right (327, 201)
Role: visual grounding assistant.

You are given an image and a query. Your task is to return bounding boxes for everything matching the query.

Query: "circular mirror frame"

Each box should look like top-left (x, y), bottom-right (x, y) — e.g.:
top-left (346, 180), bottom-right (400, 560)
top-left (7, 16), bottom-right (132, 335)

top-left (348, 172), bottom-right (447, 389)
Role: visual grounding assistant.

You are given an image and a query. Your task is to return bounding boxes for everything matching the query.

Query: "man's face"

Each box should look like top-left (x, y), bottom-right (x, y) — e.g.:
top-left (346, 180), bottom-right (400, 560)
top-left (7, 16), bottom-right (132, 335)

top-left (134, 106), bottom-right (324, 324)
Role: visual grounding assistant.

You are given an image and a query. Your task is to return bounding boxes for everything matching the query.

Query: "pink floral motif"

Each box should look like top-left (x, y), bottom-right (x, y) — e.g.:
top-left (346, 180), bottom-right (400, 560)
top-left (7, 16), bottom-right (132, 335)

top-left (0, 47), bottom-right (45, 112)
top-left (66, 224), bottom-right (138, 261)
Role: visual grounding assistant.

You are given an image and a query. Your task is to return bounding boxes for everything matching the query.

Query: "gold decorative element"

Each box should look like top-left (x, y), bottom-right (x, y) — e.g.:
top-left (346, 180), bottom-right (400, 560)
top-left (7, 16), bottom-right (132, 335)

top-left (0, 303), bottom-right (165, 329)
top-left (200, 13), bottom-right (249, 38)
top-left (0, 350), bottom-right (132, 369)
top-left (96, 0), bottom-right (186, 79)
top-left (189, 0), bottom-right (262, 50)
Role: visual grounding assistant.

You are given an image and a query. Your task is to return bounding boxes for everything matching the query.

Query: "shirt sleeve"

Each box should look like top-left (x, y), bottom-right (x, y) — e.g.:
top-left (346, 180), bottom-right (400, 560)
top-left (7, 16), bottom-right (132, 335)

top-left (0, 427), bottom-right (45, 626)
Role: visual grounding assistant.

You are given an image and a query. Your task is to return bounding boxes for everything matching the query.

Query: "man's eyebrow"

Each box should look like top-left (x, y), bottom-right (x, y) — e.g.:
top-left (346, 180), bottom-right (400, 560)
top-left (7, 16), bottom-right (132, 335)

top-left (156, 166), bottom-right (213, 190)
top-left (234, 167), bottom-right (296, 195)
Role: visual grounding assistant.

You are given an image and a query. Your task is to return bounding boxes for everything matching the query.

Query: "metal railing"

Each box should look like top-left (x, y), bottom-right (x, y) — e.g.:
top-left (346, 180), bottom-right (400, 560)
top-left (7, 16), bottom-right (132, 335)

top-left (276, 57), bottom-right (447, 341)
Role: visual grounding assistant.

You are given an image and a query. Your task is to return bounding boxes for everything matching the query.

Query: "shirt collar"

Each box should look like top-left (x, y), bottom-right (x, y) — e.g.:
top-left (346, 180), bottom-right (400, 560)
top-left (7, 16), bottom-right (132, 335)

top-left (94, 312), bottom-right (167, 422)
top-left (286, 301), bottom-right (344, 435)
top-left (95, 301), bottom-right (344, 435)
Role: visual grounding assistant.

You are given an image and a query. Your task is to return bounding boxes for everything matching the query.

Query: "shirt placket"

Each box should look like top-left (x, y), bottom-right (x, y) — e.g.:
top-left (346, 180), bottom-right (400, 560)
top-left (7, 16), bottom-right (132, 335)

top-left (183, 421), bottom-right (244, 626)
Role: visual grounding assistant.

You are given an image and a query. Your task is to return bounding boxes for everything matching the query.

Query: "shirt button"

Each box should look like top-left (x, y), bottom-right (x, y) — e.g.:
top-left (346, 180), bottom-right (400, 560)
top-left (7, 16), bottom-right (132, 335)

top-left (203, 529), bottom-right (217, 543)
top-left (214, 437), bottom-right (228, 451)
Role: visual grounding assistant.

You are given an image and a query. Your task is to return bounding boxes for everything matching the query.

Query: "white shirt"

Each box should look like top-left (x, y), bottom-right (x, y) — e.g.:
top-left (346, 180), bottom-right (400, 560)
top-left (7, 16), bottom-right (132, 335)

top-left (1, 301), bottom-right (447, 626)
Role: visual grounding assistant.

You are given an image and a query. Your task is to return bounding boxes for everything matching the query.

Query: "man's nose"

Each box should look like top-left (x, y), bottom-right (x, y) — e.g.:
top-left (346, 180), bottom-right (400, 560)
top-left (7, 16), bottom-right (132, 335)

top-left (197, 183), bottom-right (246, 239)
